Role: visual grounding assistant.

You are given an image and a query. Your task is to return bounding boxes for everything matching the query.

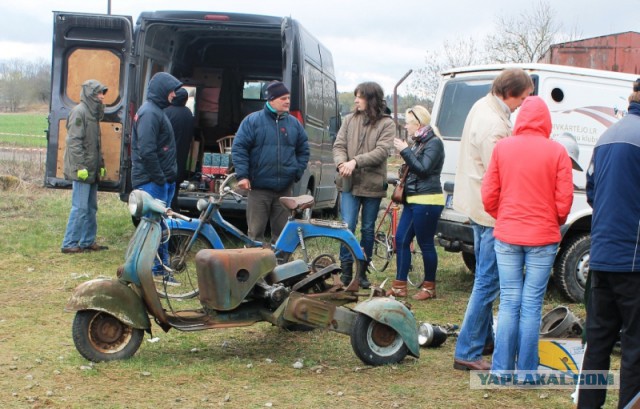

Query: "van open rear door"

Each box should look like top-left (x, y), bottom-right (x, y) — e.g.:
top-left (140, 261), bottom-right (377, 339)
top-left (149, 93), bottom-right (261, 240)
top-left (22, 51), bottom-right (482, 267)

top-left (45, 12), bottom-right (133, 192)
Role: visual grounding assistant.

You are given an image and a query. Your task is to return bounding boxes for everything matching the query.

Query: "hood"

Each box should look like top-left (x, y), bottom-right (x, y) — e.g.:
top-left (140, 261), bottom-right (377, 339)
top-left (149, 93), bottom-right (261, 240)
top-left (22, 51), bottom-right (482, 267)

top-left (171, 88), bottom-right (189, 107)
top-left (80, 79), bottom-right (107, 119)
top-left (147, 72), bottom-right (183, 109)
top-left (513, 95), bottom-right (552, 138)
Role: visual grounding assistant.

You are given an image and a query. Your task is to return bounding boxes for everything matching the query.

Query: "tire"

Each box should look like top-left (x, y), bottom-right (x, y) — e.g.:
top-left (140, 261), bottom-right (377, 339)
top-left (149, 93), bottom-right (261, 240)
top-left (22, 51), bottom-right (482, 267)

top-left (350, 313), bottom-right (408, 366)
top-left (72, 310), bottom-right (144, 362)
top-left (159, 229), bottom-right (214, 299)
top-left (462, 251), bottom-right (476, 273)
top-left (554, 233), bottom-right (590, 303)
top-left (281, 236), bottom-right (362, 289)
top-left (407, 238), bottom-right (424, 287)
top-left (371, 231), bottom-right (392, 273)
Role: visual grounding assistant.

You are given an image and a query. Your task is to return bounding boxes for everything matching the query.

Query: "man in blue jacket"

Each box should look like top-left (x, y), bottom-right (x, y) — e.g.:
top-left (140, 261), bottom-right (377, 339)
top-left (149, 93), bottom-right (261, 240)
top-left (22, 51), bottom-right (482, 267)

top-left (131, 72), bottom-right (182, 277)
top-left (578, 80), bottom-right (640, 409)
top-left (232, 81), bottom-right (310, 242)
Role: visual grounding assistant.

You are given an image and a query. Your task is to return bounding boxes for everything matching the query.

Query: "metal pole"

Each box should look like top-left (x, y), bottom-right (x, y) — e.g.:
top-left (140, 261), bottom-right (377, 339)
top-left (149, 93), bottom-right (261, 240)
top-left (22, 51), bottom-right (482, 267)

top-left (107, 0), bottom-right (111, 14)
top-left (393, 69), bottom-right (413, 136)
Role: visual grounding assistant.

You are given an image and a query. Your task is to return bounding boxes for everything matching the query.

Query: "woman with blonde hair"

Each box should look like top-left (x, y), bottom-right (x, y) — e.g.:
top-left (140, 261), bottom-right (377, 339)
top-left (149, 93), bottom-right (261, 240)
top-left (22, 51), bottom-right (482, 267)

top-left (387, 105), bottom-right (445, 300)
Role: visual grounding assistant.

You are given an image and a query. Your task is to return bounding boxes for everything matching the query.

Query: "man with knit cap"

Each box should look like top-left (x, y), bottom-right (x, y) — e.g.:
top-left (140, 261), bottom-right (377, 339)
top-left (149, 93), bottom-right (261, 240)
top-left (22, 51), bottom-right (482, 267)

top-left (232, 80), bottom-right (309, 242)
top-left (61, 79), bottom-right (109, 254)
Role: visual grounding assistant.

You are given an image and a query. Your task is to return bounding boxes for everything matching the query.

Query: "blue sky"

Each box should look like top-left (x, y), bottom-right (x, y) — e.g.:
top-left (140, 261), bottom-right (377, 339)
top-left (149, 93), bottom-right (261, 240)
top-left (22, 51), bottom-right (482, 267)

top-left (1, 0), bottom-right (637, 94)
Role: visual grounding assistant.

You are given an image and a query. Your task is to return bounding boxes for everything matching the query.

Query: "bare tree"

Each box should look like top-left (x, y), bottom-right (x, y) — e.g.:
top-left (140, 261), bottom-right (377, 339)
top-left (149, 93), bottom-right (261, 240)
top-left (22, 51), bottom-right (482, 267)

top-left (485, 1), bottom-right (559, 63)
top-left (0, 59), bottom-right (50, 112)
top-left (411, 36), bottom-right (485, 100)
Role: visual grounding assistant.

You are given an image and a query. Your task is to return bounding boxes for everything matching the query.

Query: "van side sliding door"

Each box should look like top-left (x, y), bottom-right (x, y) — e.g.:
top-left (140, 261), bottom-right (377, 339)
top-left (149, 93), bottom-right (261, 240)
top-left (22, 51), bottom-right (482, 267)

top-left (45, 12), bottom-right (133, 192)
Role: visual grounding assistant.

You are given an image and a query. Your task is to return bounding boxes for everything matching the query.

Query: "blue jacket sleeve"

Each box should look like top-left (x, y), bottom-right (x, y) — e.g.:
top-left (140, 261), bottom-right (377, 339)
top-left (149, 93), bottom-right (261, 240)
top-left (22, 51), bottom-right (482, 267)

top-left (295, 121), bottom-right (310, 181)
top-left (232, 117), bottom-right (253, 181)
top-left (136, 110), bottom-right (166, 185)
top-left (586, 155), bottom-right (595, 208)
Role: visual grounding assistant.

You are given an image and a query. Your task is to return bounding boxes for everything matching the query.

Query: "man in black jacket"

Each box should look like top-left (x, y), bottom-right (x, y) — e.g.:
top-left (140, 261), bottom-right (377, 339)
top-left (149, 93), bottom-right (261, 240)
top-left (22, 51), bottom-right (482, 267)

top-left (164, 87), bottom-right (194, 209)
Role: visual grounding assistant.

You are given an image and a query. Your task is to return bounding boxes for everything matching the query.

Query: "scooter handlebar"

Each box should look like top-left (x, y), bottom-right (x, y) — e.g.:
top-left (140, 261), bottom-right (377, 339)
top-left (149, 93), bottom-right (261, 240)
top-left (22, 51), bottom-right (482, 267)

top-left (166, 209), bottom-right (192, 222)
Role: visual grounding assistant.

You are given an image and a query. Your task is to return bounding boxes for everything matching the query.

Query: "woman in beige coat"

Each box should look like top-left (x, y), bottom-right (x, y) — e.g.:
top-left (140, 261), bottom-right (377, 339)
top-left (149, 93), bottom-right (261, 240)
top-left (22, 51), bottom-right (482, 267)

top-left (332, 81), bottom-right (395, 289)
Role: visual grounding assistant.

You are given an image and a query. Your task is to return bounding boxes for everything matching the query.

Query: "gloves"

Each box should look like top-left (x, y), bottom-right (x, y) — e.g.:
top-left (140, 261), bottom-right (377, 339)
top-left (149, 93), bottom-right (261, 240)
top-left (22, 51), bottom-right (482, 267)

top-left (100, 167), bottom-right (106, 178)
top-left (77, 169), bottom-right (89, 181)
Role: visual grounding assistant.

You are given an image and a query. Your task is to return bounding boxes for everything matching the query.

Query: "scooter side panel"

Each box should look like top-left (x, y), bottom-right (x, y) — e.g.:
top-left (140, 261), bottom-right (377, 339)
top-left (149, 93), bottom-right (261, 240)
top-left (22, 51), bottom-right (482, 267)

top-left (353, 298), bottom-right (420, 358)
top-left (196, 248), bottom-right (277, 311)
top-left (65, 278), bottom-right (151, 330)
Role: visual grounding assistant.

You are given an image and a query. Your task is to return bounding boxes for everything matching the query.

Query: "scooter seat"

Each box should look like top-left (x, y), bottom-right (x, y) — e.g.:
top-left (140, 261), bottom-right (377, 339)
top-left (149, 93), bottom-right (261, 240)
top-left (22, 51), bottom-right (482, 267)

top-left (279, 195), bottom-right (314, 211)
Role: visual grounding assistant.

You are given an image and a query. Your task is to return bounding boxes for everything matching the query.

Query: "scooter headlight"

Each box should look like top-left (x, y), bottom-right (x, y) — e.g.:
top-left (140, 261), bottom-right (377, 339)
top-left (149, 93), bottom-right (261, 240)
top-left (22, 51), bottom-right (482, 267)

top-left (196, 198), bottom-right (208, 212)
top-left (128, 189), bottom-right (166, 218)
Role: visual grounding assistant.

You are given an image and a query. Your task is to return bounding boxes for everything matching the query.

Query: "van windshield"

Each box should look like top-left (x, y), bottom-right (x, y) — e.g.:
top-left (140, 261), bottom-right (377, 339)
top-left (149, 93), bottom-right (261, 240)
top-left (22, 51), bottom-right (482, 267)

top-left (435, 77), bottom-right (494, 139)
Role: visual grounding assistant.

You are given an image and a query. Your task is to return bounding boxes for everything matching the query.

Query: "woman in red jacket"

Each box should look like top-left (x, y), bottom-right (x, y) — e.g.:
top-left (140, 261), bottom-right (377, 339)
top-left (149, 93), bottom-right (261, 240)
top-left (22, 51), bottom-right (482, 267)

top-left (481, 95), bottom-right (574, 375)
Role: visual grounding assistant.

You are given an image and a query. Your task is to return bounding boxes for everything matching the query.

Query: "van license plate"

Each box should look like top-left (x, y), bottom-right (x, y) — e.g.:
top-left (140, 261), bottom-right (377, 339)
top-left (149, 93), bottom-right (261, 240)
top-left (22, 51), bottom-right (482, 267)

top-left (445, 194), bottom-right (454, 209)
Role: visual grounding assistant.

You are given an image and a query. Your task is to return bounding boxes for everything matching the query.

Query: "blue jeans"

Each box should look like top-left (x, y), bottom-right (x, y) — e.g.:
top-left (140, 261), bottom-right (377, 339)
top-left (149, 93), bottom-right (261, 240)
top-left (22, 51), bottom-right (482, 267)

top-left (339, 192), bottom-right (381, 264)
top-left (136, 181), bottom-right (176, 275)
top-left (492, 239), bottom-right (558, 373)
top-left (454, 223), bottom-right (500, 362)
top-left (395, 203), bottom-right (443, 282)
top-left (62, 181), bottom-right (98, 249)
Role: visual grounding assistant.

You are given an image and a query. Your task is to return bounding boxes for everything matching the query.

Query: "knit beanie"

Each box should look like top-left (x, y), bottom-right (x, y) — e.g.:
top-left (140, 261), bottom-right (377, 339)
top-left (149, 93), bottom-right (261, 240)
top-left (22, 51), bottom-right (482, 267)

top-left (266, 81), bottom-right (289, 100)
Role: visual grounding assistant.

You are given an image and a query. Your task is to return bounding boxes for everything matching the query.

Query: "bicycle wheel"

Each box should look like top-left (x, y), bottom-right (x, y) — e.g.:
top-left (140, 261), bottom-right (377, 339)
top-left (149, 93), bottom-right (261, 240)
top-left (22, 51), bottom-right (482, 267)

top-left (280, 236), bottom-right (361, 289)
top-left (157, 228), bottom-right (214, 299)
top-left (371, 231), bottom-right (393, 272)
top-left (407, 238), bottom-right (425, 287)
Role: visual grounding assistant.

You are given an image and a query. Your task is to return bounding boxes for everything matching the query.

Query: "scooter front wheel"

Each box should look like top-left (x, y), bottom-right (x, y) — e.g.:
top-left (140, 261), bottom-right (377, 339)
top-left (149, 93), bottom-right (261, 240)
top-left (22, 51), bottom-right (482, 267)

top-left (350, 313), bottom-right (408, 366)
top-left (72, 310), bottom-right (144, 362)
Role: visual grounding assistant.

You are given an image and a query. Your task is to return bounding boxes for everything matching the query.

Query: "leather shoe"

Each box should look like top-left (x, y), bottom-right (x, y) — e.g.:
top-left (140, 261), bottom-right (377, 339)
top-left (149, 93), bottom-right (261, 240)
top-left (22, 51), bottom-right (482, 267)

top-left (453, 358), bottom-right (491, 371)
top-left (82, 243), bottom-right (109, 251)
top-left (61, 247), bottom-right (84, 254)
top-left (482, 343), bottom-right (494, 356)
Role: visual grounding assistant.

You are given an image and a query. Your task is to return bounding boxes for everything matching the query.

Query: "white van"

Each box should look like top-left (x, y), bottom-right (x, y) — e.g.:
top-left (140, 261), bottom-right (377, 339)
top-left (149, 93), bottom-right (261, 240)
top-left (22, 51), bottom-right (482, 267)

top-left (44, 11), bottom-right (341, 216)
top-left (431, 63), bottom-right (637, 302)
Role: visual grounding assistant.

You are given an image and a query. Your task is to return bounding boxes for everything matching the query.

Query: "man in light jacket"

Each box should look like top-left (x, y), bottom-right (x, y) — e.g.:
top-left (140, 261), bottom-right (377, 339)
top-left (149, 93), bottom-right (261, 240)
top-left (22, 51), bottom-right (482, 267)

top-left (452, 68), bottom-right (533, 371)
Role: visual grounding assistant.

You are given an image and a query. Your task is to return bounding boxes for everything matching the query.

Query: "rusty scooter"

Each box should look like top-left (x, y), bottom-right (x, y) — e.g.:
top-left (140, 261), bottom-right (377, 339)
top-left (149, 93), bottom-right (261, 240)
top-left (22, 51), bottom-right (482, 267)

top-left (65, 189), bottom-right (419, 366)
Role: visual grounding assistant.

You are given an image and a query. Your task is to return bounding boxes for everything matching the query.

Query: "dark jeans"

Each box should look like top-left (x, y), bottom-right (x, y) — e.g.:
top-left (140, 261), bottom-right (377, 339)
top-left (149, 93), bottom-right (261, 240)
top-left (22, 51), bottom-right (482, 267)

top-left (246, 186), bottom-right (292, 243)
top-left (578, 270), bottom-right (640, 409)
top-left (395, 203), bottom-right (443, 282)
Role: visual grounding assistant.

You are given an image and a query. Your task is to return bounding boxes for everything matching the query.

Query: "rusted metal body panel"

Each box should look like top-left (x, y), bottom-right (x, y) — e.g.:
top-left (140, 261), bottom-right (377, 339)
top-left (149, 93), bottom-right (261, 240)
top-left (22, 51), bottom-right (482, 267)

top-left (65, 279), bottom-right (151, 329)
top-left (196, 248), bottom-right (277, 311)
top-left (539, 32), bottom-right (640, 74)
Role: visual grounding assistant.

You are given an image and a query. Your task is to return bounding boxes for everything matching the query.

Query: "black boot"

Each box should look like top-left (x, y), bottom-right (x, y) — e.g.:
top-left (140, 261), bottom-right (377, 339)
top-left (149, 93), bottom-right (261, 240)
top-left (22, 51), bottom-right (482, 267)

top-left (340, 262), bottom-right (353, 286)
top-left (359, 268), bottom-right (371, 289)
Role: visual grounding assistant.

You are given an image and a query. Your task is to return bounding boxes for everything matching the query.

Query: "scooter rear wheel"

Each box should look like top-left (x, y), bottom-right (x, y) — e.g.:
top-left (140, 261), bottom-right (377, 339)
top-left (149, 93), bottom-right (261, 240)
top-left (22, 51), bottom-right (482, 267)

top-left (350, 313), bottom-right (408, 366)
top-left (72, 310), bottom-right (144, 362)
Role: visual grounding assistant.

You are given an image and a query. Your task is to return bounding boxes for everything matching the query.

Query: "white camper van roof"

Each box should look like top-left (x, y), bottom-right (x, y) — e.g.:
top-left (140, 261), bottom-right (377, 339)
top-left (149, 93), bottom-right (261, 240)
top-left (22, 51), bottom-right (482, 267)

top-left (442, 63), bottom-right (638, 82)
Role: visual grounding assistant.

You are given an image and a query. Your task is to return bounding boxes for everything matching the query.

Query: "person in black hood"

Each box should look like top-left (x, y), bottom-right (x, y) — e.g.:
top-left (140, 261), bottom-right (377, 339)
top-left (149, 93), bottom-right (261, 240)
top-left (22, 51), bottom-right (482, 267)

top-left (164, 87), bottom-right (194, 209)
top-left (131, 72), bottom-right (183, 279)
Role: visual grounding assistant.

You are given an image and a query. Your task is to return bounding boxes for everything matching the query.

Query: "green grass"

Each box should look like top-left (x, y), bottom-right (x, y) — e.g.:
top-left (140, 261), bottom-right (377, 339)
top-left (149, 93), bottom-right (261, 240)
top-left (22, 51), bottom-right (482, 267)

top-left (0, 157), bottom-right (622, 409)
top-left (0, 112), bottom-right (48, 148)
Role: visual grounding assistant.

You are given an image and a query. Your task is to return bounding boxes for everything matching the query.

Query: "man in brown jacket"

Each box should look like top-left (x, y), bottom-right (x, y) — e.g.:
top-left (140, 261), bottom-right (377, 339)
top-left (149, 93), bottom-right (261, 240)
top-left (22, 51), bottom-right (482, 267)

top-left (333, 81), bottom-right (394, 289)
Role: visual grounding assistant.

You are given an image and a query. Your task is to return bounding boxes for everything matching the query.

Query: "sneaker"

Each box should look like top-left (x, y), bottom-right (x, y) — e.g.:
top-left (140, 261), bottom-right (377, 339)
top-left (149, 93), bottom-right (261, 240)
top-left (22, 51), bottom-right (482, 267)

top-left (153, 272), bottom-right (181, 287)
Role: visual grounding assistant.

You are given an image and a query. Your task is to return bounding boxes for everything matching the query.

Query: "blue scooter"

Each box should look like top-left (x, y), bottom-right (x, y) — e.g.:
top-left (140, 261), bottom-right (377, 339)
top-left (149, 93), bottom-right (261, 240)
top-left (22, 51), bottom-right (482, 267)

top-left (161, 173), bottom-right (369, 299)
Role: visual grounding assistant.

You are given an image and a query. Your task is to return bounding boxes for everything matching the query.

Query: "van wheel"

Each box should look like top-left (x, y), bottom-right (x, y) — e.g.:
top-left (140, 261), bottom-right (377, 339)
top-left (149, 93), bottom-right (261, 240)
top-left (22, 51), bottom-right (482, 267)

top-left (554, 233), bottom-right (590, 303)
top-left (462, 252), bottom-right (476, 273)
